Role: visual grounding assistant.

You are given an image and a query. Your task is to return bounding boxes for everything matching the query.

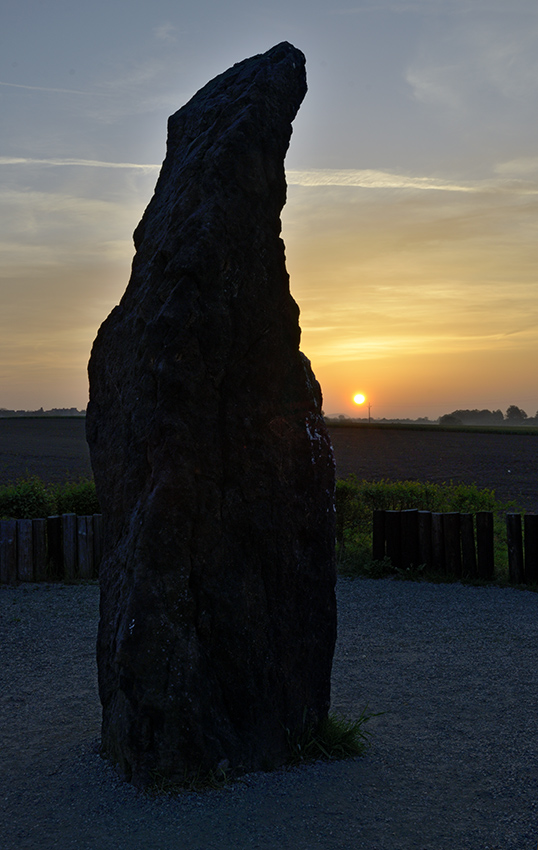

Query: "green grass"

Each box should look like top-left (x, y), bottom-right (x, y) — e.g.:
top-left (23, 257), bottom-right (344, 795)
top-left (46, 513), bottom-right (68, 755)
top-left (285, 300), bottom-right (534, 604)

top-left (336, 475), bottom-right (520, 582)
top-left (284, 708), bottom-right (377, 766)
top-left (326, 419), bottom-right (538, 436)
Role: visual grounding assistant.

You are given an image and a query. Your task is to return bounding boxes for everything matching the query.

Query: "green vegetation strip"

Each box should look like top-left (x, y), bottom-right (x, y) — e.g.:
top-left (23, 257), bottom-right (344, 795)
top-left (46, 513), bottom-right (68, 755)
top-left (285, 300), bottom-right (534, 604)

top-left (336, 475), bottom-right (520, 582)
top-left (1, 474), bottom-right (528, 587)
top-left (0, 476), bottom-right (99, 520)
top-left (326, 420), bottom-right (538, 436)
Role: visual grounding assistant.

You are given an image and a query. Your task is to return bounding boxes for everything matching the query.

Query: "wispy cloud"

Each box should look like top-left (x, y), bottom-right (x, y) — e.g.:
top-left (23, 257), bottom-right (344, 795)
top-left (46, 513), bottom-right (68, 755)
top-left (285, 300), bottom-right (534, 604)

top-left (405, 7), bottom-right (538, 114)
top-left (288, 169), bottom-right (475, 192)
top-left (153, 23), bottom-right (178, 42)
top-left (0, 80), bottom-right (107, 96)
top-left (0, 159), bottom-right (478, 192)
top-left (0, 156), bottom-right (159, 172)
top-left (332, 1), bottom-right (538, 17)
top-left (287, 168), bottom-right (538, 195)
top-left (495, 157), bottom-right (538, 175)
top-left (405, 65), bottom-right (464, 110)
top-left (330, 2), bottom-right (445, 14)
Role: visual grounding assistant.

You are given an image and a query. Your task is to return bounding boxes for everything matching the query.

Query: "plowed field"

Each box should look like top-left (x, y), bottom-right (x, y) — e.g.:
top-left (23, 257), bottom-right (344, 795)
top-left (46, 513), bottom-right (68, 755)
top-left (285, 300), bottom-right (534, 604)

top-left (0, 418), bottom-right (536, 511)
top-left (329, 424), bottom-right (538, 512)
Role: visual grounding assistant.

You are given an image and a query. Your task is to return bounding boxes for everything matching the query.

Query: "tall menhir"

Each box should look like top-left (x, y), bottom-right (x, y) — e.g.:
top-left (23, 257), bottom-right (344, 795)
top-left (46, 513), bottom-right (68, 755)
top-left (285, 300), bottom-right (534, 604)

top-left (86, 42), bottom-right (336, 787)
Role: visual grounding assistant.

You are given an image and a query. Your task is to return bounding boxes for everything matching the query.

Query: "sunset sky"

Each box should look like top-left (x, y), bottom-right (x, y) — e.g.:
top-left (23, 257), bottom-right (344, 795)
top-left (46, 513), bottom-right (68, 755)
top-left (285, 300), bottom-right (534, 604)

top-left (2, 0), bottom-right (537, 419)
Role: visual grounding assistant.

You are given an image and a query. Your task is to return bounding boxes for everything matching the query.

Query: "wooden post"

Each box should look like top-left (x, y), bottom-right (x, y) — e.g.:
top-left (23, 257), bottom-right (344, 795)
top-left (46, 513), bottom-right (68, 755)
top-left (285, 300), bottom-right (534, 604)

top-left (47, 516), bottom-right (62, 578)
top-left (418, 511), bottom-right (432, 569)
top-left (401, 509), bottom-right (419, 569)
top-left (17, 519), bottom-right (34, 582)
top-left (372, 510), bottom-right (385, 562)
top-left (507, 514), bottom-right (524, 584)
top-left (93, 514), bottom-right (103, 576)
top-left (62, 513), bottom-right (77, 580)
top-left (32, 518), bottom-right (48, 581)
top-left (431, 513), bottom-right (445, 574)
top-left (443, 513), bottom-right (461, 578)
top-left (0, 519), bottom-right (18, 584)
top-left (524, 514), bottom-right (538, 584)
top-left (476, 512), bottom-right (494, 580)
top-left (77, 516), bottom-right (94, 579)
top-left (460, 513), bottom-right (477, 578)
top-left (384, 510), bottom-right (401, 569)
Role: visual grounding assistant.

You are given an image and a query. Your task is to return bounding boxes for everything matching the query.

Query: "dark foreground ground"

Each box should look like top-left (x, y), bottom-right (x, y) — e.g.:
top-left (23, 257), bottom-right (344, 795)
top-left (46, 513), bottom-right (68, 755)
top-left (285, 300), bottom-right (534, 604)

top-left (0, 418), bottom-right (537, 511)
top-left (1, 420), bottom-right (538, 848)
top-left (2, 579), bottom-right (537, 850)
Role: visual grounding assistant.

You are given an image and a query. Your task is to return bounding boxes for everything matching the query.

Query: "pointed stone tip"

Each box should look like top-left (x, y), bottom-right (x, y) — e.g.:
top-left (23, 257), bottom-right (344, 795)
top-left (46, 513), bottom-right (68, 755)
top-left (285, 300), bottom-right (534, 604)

top-left (189, 40), bottom-right (307, 112)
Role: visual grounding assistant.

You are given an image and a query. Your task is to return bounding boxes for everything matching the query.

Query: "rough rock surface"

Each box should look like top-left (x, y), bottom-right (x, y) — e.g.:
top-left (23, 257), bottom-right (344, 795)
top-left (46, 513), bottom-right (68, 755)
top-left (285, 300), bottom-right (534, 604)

top-left (86, 42), bottom-right (336, 788)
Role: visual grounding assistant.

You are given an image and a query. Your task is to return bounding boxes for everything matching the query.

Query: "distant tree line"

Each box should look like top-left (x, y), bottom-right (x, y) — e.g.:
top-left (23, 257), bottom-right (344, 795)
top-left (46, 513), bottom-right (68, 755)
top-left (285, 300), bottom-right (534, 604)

top-left (0, 407), bottom-right (85, 418)
top-left (439, 406), bottom-right (537, 426)
top-left (326, 406), bottom-right (537, 426)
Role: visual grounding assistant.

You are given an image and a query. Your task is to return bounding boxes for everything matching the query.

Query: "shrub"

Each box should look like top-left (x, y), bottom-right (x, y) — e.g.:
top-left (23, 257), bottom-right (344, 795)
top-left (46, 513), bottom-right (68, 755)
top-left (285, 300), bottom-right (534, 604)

top-left (52, 478), bottom-right (100, 516)
top-left (0, 475), bottom-right (100, 519)
top-left (0, 476), bottom-right (55, 519)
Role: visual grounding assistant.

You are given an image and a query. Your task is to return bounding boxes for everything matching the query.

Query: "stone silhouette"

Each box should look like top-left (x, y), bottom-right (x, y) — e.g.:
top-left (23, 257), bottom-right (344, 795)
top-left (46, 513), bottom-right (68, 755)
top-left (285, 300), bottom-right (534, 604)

top-left (86, 42), bottom-right (336, 787)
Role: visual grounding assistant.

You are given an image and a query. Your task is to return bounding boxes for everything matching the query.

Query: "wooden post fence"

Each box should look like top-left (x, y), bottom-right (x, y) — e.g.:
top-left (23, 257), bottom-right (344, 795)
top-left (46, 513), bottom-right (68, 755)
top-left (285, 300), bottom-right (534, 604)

top-left (373, 509), bottom-right (538, 584)
top-left (0, 514), bottom-right (103, 584)
top-left (524, 514), bottom-right (538, 584)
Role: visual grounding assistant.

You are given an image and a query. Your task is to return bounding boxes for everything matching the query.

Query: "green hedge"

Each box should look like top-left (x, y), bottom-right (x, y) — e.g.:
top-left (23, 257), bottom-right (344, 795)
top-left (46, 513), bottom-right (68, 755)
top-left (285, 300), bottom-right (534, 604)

top-left (0, 476), bottom-right (100, 519)
top-left (0, 473), bottom-right (522, 583)
top-left (335, 476), bottom-right (518, 580)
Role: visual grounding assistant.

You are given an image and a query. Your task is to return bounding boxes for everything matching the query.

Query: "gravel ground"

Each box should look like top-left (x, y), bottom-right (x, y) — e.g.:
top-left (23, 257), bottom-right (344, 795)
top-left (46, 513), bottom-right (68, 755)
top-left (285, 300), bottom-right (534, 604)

top-left (1, 578), bottom-right (538, 849)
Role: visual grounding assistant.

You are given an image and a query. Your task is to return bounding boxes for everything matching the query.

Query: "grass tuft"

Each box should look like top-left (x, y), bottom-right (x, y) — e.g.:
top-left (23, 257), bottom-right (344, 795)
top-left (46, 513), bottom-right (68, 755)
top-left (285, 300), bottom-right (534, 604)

top-left (145, 709), bottom-right (378, 795)
top-left (285, 708), bottom-right (378, 766)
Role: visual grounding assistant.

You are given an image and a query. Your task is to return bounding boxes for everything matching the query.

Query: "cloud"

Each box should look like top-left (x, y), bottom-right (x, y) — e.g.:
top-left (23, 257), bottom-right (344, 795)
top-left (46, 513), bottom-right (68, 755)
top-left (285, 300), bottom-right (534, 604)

top-left (0, 156), bottom-right (160, 172)
top-left (78, 56), bottom-right (190, 124)
top-left (0, 187), bottom-right (139, 272)
top-left (405, 65), bottom-right (464, 110)
top-left (0, 80), bottom-right (103, 96)
top-left (331, 1), bottom-right (448, 14)
top-left (330, 1), bottom-right (529, 16)
top-left (284, 174), bottom-right (538, 380)
top-left (7, 159), bottom-right (535, 197)
top-left (495, 157), bottom-right (538, 176)
top-left (287, 168), bottom-right (538, 197)
top-left (153, 23), bottom-right (178, 42)
top-left (287, 169), bottom-right (476, 192)
top-left (405, 7), bottom-right (538, 114)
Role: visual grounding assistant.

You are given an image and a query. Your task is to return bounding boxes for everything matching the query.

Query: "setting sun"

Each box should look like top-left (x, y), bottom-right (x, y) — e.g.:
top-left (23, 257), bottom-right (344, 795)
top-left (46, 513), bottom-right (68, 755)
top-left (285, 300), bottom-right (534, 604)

top-left (353, 393), bottom-right (366, 405)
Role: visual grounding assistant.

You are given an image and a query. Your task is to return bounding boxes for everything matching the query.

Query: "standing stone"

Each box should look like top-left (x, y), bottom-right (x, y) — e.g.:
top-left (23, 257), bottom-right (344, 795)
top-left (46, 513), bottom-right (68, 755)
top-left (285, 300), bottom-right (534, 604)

top-left (86, 42), bottom-right (336, 787)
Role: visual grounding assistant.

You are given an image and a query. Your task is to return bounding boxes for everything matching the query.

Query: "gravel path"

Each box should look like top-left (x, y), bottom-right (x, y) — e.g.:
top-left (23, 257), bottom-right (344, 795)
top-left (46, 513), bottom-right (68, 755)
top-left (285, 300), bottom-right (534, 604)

top-left (1, 578), bottom-right (538, 849)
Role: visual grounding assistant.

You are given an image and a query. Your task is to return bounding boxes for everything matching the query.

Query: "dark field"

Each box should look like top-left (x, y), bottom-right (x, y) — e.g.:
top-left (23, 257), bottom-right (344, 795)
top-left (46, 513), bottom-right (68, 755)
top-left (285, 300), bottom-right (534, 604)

top-left (0, 418), bottom-right (537, 511)
top-left (330, 424), bottom-right (538, 512)
top-left (0, 417), bottom-right (92, 484)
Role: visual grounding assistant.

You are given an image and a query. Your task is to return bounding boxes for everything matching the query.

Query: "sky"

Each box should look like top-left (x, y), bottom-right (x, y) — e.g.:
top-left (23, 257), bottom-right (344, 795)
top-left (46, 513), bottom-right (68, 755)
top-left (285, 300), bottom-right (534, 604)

top-left (1, 0), bottom-right (538, 419)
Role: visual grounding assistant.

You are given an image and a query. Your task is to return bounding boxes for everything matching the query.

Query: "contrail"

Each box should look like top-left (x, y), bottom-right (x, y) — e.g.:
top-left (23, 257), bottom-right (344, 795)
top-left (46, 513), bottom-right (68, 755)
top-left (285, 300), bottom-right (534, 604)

top-left (0, 80), bottom-right (108, 95)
